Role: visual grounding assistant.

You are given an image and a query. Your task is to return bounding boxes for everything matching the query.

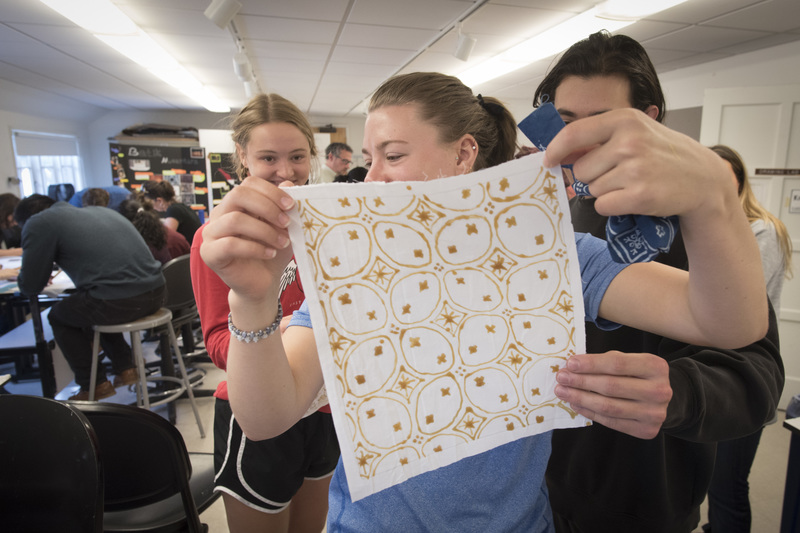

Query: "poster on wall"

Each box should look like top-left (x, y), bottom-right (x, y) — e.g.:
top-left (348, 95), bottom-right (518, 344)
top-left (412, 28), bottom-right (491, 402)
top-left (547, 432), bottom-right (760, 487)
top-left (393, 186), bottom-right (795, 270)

top-left (209, 153), bottom-right (238, 208)
top-left (109, 143), bottom-right (208, 211)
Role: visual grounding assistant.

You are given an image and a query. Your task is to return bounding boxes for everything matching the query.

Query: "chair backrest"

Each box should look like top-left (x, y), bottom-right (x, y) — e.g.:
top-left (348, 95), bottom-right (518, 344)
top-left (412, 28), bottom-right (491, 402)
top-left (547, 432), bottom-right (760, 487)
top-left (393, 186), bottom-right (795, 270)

top-left (0, 395), bottom-right (103, 532)
top-left (70, 400), bottom-right (205, 532)
top-left (47, 183), bottom-right (75, 202)
top-left (162, 254), bottom-right (196, 313)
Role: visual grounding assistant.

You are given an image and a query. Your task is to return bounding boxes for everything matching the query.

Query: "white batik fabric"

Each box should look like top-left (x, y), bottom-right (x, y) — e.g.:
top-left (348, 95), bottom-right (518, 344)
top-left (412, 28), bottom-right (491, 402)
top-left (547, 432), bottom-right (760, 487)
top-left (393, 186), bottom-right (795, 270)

top-left (286, 153), bottom-right (588, 501)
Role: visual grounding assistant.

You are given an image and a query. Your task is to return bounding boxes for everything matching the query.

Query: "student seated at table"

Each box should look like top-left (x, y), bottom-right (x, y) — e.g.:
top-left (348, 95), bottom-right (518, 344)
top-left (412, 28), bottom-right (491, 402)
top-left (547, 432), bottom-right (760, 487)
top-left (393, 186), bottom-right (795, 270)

top-left (0, 193), bottom-right (22, 257)
top-left (14, 194), bottom-right (166, 400)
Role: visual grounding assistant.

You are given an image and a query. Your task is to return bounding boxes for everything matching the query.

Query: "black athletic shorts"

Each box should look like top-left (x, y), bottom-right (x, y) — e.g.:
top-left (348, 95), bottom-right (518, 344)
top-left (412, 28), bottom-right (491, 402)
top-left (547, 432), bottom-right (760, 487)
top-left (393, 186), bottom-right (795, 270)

top-left (213, 398), bottom-right (340, 512)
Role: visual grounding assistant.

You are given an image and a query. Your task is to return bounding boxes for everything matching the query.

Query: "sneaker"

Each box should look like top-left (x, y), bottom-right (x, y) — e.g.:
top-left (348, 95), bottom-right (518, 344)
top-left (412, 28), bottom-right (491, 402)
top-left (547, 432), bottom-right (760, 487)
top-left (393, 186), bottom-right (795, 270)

top-left (113, 368), bottom-right (139, 387)
top-left (69, 380), bottom-right (115, 401)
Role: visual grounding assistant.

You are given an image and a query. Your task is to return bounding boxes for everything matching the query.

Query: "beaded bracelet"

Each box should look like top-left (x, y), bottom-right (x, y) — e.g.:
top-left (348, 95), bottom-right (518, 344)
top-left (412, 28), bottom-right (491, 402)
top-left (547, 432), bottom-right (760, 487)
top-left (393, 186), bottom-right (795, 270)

top-left (228, 303), bottom-right (283, 343)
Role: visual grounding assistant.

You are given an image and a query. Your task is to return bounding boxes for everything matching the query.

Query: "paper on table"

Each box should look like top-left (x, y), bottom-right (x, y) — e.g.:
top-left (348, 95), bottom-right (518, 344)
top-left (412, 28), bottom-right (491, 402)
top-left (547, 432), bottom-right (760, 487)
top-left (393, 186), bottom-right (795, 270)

top-left (286, 153), bottom-right (588, 501)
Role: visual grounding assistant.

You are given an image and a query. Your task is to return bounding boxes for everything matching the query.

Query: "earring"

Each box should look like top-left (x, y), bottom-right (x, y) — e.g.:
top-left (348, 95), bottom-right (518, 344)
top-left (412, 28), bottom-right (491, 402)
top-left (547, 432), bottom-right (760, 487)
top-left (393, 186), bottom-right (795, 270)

top-left (472, 145), bottom-right (477, 150)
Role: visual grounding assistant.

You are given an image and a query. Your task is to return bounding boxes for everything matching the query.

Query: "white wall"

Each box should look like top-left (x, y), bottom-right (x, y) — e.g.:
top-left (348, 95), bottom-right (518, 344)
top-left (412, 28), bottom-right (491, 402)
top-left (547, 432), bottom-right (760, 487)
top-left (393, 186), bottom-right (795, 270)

top-left (660, 40), bottom-right (800, 111)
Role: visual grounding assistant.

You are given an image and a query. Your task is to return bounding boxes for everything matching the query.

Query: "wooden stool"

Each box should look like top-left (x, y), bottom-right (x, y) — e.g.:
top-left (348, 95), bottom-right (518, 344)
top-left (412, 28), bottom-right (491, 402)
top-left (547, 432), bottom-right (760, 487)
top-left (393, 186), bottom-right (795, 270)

top-left (87, 308), bottom-right (205, 437)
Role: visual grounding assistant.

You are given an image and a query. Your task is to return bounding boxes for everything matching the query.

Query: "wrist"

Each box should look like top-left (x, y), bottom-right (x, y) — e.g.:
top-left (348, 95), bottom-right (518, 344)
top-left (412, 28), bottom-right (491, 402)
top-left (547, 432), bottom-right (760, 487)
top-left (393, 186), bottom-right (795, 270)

top-left (229, 302), bottom-right (283, 343)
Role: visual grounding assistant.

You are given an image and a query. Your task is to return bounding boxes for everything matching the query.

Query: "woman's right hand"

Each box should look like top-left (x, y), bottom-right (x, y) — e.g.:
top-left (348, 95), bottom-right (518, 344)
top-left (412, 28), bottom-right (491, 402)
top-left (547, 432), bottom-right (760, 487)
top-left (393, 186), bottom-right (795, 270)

top-left (200, 177), bottom-right (296, 305)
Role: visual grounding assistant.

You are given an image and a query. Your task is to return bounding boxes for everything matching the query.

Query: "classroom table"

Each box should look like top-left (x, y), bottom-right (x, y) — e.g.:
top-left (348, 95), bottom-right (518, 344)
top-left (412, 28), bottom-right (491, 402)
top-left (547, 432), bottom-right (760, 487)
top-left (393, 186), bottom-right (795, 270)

top-left (0, 256), bottom-right (74, 397)
top-left (782, 416), bottom-right (800, 533)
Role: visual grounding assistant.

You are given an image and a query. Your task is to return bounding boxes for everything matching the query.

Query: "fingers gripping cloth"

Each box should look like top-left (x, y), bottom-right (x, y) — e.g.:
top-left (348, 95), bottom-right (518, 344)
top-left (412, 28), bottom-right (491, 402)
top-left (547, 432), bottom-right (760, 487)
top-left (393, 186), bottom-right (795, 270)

top-left (518, 102), bottom-right (679, 263)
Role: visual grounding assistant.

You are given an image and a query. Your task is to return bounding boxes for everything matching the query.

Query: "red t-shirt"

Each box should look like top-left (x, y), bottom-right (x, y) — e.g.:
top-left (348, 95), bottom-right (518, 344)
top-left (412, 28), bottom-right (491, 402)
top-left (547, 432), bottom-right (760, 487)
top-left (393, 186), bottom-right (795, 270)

top-left (190, 224), bottom-right (329, 412)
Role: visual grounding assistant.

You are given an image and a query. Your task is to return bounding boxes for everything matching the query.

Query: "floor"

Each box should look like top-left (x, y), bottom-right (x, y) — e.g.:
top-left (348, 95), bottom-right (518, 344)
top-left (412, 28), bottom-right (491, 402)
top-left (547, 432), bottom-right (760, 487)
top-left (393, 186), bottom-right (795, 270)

top-left (1, 345), bottom-right (793, 532)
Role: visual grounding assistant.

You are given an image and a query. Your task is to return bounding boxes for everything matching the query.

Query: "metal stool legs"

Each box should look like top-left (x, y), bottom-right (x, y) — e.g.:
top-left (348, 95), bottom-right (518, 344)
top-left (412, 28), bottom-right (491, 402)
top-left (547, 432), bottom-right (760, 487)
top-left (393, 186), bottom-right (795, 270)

top-left (87, 308), bottom-right (205, 437)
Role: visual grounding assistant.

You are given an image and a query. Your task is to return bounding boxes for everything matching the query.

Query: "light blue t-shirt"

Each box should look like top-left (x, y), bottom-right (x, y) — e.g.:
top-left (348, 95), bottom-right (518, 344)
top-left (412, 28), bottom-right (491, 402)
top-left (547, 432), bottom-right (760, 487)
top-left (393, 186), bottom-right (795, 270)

top-left (290, 231), bottom-right (626, 532)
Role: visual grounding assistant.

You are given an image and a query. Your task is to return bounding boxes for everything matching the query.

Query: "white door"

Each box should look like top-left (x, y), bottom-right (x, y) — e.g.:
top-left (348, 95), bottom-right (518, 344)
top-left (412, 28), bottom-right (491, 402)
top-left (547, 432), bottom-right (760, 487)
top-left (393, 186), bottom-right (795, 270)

top-left (700, 84), bottom-right (800, 408)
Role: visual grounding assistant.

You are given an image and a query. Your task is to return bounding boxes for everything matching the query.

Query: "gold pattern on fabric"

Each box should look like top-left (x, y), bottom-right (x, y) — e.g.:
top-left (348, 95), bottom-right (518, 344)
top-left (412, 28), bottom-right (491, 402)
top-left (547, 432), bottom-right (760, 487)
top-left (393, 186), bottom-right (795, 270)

top-left (286, 154), bottom-right (587, 501)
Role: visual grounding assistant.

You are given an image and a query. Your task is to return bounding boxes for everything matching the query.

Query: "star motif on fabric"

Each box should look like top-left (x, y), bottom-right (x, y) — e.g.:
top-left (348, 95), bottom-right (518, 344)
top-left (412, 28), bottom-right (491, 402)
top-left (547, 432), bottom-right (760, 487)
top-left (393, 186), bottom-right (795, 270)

top-left (550, 365), bottom-right (560, 373)
top-left (385, 228), bottom-right (394, 238)
top-left (441, 387), bottom-right (450, 396)
top-left (338, 198), bottom-right (351, 207)
top-left (500, 394), bottom-right (508, 403)
top-left (538, 269), bottom-right (549, 280)
top-left (373, 197), bottom-right (384, 207)
top-left (355, 375), bottom-right (366, 384)
top-left (547, 337), bottom-right (556, 345)
top-left (531, 387), bottom-right (540, 396)
top-left (482, 295), bottom-right (492, 302)
top-left (330, 257), bottom-right (340, 267)
top-left (505, 216), bottom-right (517, 227)
top-left (489, 255), bottom-right (507, 273)
top-left (466, 223), bottom-right (478, 235)
top-left (393, 422), bottom-right (402, 432)
top-left (518, 293), bottom-right (527, 302)
top-left (366, 310), bottom-right (377, 320)
top-left (408, 336), bottom-right (421, 348)
top-left (338, 293), bottom-right (352, 305)
top-left (550, 290), bottom-right (576, 322)
top-left (499, 177), bottom-right (510, 191)
top-left (363, 258), bottom-right (398, 289)
top-left (462, 188), bottom-right (471, 199)
top-left (419, 280), bottom-right (429, 291)
top-left (437, 353), bottom-right (447, 364)
top-left (456, 277), bottom-right (465, 284)
top-left (402, 304), bottom-right (411, 315)
top-left (535, 234), bottom-right (545, 245)
top-left (474, 376), bottom-right (485, 387)
top-left (434, 302), bottom-right (465, 335)
top-left (448, 245), bottom-right (458, 254)
top-left (485, 324), bottom-right (495, 333)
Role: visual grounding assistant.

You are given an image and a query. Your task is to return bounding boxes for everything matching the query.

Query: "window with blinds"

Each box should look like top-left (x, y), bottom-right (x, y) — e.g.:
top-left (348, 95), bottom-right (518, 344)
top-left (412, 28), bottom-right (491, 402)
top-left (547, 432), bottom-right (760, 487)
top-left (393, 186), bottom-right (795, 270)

top-left (11, 130), bottom-right (85, 197)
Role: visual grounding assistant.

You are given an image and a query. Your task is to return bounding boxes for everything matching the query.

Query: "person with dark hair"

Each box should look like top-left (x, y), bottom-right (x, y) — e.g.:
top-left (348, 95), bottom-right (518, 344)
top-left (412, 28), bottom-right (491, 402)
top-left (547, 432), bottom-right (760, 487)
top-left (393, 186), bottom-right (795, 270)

top-left (0, 193), bottom-right (22, 256)
top-left (119, 197), bottom-right (174, 264)
top-left (143, 180), bottom-right (202, 245)
top-left (81, 188), bottom-right (110, 207)
top-left (198, 70), bottom-right (768, 531)
top-left (334, 166), bottom-right (367, 183)
top-left (69, 185), bottom-right (132, 211)
top-left (528, 31), bottom-right (783, 533)
top-left (14, 193), bottom-right (166, 401)
top-left (319, 141), bottom-right (353, 183)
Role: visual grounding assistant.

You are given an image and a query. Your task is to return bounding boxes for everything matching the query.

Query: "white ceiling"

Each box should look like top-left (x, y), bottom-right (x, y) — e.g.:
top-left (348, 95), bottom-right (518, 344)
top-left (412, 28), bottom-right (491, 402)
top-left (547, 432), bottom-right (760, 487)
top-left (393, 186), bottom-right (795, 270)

top-left (1, 0), bottom-right (799, 117)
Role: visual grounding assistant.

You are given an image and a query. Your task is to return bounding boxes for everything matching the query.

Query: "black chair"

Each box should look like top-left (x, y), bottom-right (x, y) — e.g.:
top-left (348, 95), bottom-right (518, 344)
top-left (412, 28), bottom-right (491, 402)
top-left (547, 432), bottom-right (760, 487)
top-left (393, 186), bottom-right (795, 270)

top-left (161, 254), bottom-right (206, 361)
top-left (47, 182), bottom-right (75, 202)
top-left (70, 400), bottom-right (219, 533)
top-left (157, 254), bottom-right (214, 402)
top-left (0, 394), bottom-right (103, 532)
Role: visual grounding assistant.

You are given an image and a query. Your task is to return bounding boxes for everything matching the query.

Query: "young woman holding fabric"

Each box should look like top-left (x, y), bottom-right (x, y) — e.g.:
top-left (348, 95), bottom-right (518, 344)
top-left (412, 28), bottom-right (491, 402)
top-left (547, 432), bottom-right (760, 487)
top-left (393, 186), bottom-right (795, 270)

top-left (199, 72), bottom-right (768, 532)
top-left (190, 93), bottom-right (338, 533)
top-left (703, 144), bottom-right (792, 533)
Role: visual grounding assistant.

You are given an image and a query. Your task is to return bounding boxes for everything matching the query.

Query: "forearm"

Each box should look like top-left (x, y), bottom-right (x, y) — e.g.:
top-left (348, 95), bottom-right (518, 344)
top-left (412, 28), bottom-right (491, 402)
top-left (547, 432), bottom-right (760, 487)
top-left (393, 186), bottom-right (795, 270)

top-left (680, 184), bottom-right (768, 348)
top-left (225, 293), bottom-right (321, 440)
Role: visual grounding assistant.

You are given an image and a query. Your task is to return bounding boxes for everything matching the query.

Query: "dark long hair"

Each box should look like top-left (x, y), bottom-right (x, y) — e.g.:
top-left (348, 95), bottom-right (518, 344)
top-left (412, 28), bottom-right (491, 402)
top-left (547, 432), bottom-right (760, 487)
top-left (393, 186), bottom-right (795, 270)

top-left (534, 31), bottom-right (666, 123)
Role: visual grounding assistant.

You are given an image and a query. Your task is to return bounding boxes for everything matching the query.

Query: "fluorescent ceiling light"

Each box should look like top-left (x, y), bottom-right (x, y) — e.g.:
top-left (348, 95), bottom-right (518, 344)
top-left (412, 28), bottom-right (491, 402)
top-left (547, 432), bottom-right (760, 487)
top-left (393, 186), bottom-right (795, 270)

top-left (457, 0), bottom-right (689, 88)
top-left (596, 0), bottom-right (690, 21)
top-left (40, 0), bottom-right (229, 113)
